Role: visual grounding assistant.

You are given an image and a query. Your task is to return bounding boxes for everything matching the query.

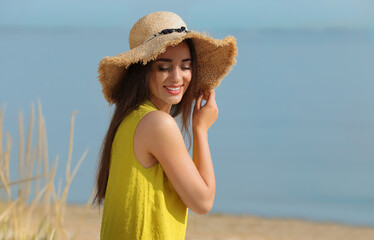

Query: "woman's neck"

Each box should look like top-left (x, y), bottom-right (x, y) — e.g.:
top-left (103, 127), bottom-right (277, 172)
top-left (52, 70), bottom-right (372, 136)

top-left (149, 96), bottom-right (172, 113)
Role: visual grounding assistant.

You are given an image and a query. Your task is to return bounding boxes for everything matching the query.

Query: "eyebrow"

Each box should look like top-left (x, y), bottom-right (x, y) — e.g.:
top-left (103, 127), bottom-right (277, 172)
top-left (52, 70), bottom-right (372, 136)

top-left (155, 58), bottom-right (192, 62)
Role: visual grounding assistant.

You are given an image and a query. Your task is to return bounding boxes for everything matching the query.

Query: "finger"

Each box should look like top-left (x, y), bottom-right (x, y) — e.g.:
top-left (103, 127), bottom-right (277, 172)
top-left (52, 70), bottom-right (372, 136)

top-left (202, 91), bottom-right (209, 101)
top-left (206, 90), bottom-right (216, 106)
top-left (195, 93), bottom-right (203, 111)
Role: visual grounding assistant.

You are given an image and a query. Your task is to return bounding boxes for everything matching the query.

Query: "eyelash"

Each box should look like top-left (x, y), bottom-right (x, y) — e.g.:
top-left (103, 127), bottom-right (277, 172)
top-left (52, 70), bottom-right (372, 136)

top-left (159, 67), bottom-right (169, 71)
top-left (158, 66), bottom-right (191, 71)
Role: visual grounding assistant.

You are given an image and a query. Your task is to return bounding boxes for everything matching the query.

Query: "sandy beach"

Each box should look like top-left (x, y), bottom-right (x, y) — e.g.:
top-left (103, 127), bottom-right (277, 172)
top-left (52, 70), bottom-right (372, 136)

top-left (63, 204), bottom-right (374, 240)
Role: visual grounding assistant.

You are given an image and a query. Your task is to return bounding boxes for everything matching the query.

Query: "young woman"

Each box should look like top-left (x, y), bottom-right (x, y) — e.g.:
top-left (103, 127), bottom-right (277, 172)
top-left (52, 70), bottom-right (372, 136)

top-left (94, 11), bottom-right (237, 239)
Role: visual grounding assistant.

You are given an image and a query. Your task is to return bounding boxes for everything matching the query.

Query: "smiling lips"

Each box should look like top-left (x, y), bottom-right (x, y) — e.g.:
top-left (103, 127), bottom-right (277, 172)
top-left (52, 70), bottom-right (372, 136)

top-left (164, 85), bottom-right (183, 95)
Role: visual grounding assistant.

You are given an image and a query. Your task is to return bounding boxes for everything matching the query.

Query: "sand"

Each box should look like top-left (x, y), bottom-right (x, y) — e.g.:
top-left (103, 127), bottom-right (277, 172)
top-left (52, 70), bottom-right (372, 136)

top-left (63, 205), bottom-right (374, 240)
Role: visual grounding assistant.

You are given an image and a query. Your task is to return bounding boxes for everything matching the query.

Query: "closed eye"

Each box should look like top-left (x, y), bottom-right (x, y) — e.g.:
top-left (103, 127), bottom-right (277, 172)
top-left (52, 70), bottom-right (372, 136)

top-left (158, 67), bottom-right (169, 71)
top-left (181, 64), bottom-right (191, 70)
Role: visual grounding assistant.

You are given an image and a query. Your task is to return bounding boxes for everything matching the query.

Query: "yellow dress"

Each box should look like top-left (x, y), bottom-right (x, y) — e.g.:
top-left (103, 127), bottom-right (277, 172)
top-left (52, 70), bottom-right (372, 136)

top-left (100, 100), bottom-right (188, 240)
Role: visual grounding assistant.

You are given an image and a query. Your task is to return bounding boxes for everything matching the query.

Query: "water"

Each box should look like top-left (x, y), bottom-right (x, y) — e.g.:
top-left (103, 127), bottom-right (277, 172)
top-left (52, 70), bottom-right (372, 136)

top-left (1, 27), bottom-right (374, 226)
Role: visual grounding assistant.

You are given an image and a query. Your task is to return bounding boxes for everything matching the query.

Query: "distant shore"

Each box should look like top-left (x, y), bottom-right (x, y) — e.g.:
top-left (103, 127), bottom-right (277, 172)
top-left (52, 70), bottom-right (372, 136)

top-left (64, 204), bottom-right (374, 240)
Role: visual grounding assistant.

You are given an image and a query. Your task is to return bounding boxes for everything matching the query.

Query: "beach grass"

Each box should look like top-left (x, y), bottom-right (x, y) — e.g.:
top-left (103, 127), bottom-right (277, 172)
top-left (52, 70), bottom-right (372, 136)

top-left (0, 102), bottom-right (92, 240)
top-left (2, 102), bottom-right (374, 240)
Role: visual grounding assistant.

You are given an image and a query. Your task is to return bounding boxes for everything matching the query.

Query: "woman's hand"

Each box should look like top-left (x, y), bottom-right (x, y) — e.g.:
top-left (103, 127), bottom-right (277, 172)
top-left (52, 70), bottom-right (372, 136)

top-left (137, 90), bottom-right (218, 214)
top-left (193, 90), bottom-right (218, 133)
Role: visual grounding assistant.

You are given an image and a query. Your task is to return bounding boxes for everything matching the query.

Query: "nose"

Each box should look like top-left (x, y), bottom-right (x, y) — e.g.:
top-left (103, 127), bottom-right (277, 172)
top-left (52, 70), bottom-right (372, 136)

top-left (170, 66), bottom-right (182, 83)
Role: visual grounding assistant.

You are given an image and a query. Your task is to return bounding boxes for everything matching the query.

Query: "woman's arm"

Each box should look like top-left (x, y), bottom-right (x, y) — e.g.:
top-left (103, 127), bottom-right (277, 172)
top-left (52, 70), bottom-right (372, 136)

top-left (191, 90), bottom-right (217, 212)
top-left (136, 91), bottom-right (218, 214)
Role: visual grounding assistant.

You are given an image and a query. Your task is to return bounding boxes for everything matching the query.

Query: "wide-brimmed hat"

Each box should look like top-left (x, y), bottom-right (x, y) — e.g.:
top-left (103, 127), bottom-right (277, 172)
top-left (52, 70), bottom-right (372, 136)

top-left (98, 11), bottom-right (237, 104)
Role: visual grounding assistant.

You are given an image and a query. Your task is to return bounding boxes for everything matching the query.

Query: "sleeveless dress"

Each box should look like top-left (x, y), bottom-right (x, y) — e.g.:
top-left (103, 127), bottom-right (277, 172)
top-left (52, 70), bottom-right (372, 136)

top-left (100, 99), bottom-right (188, 240)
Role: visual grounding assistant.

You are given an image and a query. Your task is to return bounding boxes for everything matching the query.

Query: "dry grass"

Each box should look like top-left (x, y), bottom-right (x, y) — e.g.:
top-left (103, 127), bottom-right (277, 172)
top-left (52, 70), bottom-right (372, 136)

top-left (0, 102), bottom-right (92, 240)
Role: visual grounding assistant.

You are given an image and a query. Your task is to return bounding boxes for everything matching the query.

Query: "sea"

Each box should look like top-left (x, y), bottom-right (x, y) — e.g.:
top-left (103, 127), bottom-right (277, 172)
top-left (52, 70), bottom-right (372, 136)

top-left (1, 27), bottom-right (374, 226)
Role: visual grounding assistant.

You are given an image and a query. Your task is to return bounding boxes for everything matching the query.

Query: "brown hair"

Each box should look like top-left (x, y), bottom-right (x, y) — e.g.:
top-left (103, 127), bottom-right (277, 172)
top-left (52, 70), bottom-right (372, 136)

top-left (93, 39), bottom-right (197, 206)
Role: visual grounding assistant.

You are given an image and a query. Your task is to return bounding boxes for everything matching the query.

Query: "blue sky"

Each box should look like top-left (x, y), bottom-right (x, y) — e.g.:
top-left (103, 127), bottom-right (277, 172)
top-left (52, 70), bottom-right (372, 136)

top-left (1, 0), bottom-right (374, 30)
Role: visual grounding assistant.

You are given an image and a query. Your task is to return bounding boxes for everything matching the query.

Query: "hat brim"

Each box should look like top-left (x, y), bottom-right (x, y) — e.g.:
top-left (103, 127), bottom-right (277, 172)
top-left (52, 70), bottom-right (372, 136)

top-left (98, 31), bottom-right (237, 104)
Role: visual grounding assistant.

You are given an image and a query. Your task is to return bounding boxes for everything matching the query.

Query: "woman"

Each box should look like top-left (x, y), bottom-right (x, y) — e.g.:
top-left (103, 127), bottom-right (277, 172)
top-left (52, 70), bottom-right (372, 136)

top-left (94, 11), bottom-right (237, 239)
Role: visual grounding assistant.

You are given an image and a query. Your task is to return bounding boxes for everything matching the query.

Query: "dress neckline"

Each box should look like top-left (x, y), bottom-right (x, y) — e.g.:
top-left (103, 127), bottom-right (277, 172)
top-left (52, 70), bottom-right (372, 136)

top-left (143, 99), bottom-right (159, 110)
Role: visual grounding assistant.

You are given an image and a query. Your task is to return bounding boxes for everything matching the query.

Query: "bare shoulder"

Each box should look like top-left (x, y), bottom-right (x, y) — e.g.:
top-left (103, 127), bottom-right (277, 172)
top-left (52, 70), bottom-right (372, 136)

top-left (134, 110), bottom-right (182, 167)
top-left (138, 110), bottom-right (180, 135)
top-left (135, 110), bottom-right (186, 164)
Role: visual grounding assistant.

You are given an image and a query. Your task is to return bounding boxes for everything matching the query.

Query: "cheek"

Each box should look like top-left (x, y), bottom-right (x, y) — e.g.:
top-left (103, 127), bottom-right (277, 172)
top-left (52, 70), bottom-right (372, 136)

top-left (149, 76), bottom-right (160, 96)
top-left (150, 73), bottom-right (164, 90)
top-left (183, 72), bottom-right (192, 88)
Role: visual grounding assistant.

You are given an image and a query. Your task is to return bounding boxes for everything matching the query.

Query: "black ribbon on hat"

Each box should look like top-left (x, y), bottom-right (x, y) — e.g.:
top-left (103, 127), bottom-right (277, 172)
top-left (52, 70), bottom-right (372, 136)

top-left (143, 26), bottom-right (189, 43)
top-left (158, 26), bottom-right (189, 35)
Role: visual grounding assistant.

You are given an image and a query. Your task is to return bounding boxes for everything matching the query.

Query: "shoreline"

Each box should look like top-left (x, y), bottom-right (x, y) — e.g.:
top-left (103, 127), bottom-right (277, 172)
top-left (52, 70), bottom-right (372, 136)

top-left (64, 204), bottom-right (374, 240)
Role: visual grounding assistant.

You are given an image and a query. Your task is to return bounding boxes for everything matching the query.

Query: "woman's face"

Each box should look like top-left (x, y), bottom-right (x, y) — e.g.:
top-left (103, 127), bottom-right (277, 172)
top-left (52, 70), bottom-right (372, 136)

top-left (149, 41), bottom-right (192, 112)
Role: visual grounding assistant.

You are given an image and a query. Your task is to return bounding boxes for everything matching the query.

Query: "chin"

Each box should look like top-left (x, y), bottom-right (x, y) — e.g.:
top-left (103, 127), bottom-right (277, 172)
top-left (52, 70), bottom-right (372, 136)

top-left (167, 96), bottom-right (183, 105)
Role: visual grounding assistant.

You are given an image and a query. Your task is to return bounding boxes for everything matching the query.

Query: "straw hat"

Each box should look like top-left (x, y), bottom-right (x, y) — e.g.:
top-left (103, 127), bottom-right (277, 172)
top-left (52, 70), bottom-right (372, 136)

top-left (98, 11), bottom-right (237, 104)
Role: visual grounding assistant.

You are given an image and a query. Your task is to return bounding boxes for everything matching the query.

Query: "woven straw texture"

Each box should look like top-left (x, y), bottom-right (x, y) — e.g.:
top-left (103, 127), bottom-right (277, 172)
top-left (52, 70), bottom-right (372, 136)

top-left (98, 11), bottom-right (238, 103)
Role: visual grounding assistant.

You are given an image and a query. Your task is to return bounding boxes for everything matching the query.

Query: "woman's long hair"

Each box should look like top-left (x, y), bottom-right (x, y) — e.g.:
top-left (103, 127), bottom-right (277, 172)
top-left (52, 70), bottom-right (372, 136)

top-left (93, 39), bottom-right (197, 206)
